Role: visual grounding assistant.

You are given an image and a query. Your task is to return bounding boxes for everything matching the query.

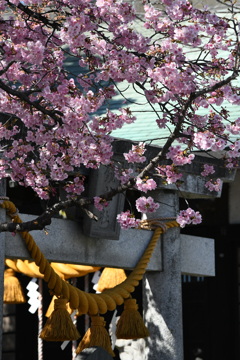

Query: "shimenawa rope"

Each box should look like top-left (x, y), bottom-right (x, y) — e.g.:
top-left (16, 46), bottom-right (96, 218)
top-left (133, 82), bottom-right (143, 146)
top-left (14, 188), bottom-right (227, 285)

top-left (1, 200), bottom-right (179, 315)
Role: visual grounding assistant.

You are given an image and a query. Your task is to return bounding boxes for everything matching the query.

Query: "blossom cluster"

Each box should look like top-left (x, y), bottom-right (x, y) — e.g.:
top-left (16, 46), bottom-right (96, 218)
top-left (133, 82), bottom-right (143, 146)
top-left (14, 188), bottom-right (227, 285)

top-left (114, 167), bottom-right (134, 185)
top-left (176, 208), bottom-right (202, 228)
top-left (116, 196), bottom-right (159, 229)
top-left (135, 178), bottom-right (157, 193)
top-left (166, 146), bottom-right (195, 166)
top-left (156, 165), bottom-right (182, 185)
top-left (205, 179), bottom-right (222, 193)
top-left (94, 197), bottom-right (109, 211)
top-left (0, 0), bottom-right (240, 227)
top-left (135, 196), bottom-right (159, 213)
top-left (201, 164), bottom-right (215, 177)
top-left (116, 210), bottom-right (140, 229)
top-left (123, 143), bottom-right (146, 164)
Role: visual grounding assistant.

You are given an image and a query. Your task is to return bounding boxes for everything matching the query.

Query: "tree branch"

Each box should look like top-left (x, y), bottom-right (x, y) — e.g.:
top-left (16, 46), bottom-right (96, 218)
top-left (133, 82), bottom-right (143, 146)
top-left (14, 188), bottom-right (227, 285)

top-left (6, 1), bottom-right (61, 30)
top-left (0, 79), bottom-right (63, 123)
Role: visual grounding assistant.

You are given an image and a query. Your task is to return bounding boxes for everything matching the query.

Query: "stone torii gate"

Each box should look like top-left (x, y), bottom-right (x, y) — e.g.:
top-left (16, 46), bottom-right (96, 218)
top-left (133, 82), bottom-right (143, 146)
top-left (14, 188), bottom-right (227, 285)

top-left (0, 141), bottom-right (235, 360)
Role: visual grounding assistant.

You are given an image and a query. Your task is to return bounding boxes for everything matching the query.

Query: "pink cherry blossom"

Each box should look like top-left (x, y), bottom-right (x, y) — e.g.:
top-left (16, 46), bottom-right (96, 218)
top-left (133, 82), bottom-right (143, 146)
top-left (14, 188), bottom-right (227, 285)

top-left (156, 165), bottom-right (183, 185)
top-left (135, 178), bottom-right (157, 193)
top-left (64, 177), bottom-right (85, 196)
top-left (115, 167), bottom-right (134, 185)
top-left (0, 0), bottom-right (240, 228)
top-left (166, 146), bottom-right (195, 165)
top-left (116, 210), bottom-right (140, 229)
top-left (176, 208), bottom-right (202, 228)
top-left (201, 164), bottom-right (215, 177)
top-left (135, 196), bottom-right (159, 214)
top-left (124, 142), bottom-right (146, 164)
top-left (94, 197), bottom-right (109, 211)
top-left (205, 179), bottom-right (222, 192)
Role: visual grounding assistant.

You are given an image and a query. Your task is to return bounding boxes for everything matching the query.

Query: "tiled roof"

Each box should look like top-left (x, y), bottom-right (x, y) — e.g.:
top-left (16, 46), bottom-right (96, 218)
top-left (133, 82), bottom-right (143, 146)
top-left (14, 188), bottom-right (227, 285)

top-left (109, 84), bottom-right (169, 146)
top-left (110, 93), bottom-right (240, 147)
top-left (64, 15), bottom-right (240, 149)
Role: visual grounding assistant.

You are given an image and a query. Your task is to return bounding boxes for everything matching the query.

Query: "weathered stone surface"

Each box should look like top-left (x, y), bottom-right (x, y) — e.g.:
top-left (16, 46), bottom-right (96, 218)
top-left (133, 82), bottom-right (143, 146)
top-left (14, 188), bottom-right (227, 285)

top-left (5, 216), bottom-right (215, 277)
top-left (142, 190), bottom-right (183, 360)
top-left (5, 214), bottom-right (162, 271)
top-left (229, 169), bottom-right (240, 224)
top-left (75, 346), bottom-right (114, 360)
top-left (83, 164), bottom-right (125, 239)
top-left (181, 235), bottom-right (215, 276)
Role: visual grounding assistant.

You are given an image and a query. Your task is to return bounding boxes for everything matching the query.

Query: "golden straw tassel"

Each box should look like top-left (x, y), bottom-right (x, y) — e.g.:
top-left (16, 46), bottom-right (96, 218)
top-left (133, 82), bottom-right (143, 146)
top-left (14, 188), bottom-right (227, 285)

top-left (4, 268), bottom-right (26, 304)
top-left (116, 298), bottom-right (149, 339)
top-left (97, 267), bottom-right (127, 292)
top-left (40, 298), bottom-right (80, 341)
top-left (76, 315), bottom-right (115, 357)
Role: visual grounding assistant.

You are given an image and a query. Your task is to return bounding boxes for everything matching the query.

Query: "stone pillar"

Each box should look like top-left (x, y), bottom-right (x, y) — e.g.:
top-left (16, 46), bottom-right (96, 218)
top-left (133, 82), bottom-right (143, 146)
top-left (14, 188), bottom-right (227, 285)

top-left (142, 190), bottom-right (183, 360)
top-left (0, 180), bottom-right (6, 360)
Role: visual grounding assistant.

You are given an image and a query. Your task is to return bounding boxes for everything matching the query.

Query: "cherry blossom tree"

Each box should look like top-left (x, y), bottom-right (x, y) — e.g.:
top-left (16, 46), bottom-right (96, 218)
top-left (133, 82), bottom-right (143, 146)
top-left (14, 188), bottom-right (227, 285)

top-left (0, 0), bottom-right (240, 232)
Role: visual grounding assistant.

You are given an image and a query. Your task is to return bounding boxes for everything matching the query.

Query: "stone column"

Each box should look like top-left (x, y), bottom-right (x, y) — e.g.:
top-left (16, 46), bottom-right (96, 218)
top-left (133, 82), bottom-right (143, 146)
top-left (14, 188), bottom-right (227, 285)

top-left (142, 190), bottom-right (183, 360)
top-left (0, 180), bottom-right (6, 360)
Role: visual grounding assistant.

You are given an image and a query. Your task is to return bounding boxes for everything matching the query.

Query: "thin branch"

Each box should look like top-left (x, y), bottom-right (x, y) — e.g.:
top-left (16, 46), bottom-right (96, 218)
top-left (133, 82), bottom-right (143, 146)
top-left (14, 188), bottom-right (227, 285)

top-left (0, 61), bottom-right (15, 76)
top-left (6, 0), bottom-right (62, 30)
top-left (0, 79), bottom-right (63, 123)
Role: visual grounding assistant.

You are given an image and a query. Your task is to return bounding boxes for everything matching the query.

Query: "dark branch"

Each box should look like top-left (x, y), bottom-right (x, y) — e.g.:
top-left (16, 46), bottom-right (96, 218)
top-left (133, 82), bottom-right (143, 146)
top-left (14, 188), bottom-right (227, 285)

top-left (7, 1), bottom-right (61, 30)
top-left (0, 79), bottom-right (63, 122)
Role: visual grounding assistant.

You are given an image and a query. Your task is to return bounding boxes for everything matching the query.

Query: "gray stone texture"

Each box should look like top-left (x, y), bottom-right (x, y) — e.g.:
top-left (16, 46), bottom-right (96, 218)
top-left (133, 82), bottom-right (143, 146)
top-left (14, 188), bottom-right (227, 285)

top-left (181, 235), bottom-right (215, 276)
top-left (83, 164), bottom-right (125, 239)
top-left (75, 346), bottom-right (114, 360)
top-left (142, 190), bottom-right (183, 360)
top-left (5, 215), bottom-right (162, 271)
top-left (5, 218), bottom-right (215, 276)
top-left (229, 169), bottom-right (240, 224)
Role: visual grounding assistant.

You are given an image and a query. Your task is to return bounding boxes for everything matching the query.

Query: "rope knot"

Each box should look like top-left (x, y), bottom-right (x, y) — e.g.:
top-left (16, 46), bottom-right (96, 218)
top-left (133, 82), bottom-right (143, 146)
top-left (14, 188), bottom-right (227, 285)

top-left (139, 217), bottom-right (176, 232)
top-left (54, 298), bottom-right (68, 310)
top-left (4, 268), bottom-right (15, 278)
top-left (124, 298), bottom-right (138, 311)
top-left (91, 316), bottom-right (106, 327)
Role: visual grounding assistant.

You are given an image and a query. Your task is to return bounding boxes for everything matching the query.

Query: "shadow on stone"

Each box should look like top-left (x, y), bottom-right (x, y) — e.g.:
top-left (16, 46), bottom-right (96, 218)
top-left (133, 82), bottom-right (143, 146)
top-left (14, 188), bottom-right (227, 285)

top-left (75, 346), bottom-right (114, 360)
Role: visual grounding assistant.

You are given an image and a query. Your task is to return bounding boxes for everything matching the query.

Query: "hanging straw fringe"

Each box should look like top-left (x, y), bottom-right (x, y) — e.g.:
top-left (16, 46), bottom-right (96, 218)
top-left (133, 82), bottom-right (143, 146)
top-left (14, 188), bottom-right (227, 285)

top-left (97, 268), bottom-right (127, 292)
top-left (39, 298), bottom-right (80, 341)
top-left (76, 316), bottom-right (115, 357)
top-left (116, 298), bottom-right (149, 339)
top-left (4, 268), bottom-right (26, 304)
top-left (5, 259), bottom-right (100, 280)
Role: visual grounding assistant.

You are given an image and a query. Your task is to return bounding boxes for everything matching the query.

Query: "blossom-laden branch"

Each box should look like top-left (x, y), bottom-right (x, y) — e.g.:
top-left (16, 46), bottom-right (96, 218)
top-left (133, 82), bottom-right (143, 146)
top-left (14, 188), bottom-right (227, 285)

top-left (0, 0), bottom-right (240, 231)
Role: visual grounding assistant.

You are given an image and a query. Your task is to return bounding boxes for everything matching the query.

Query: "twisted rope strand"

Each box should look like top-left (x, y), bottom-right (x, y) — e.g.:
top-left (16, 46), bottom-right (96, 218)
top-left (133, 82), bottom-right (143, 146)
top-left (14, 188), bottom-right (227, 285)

top-left (1, 200), bottom-right (179, 315)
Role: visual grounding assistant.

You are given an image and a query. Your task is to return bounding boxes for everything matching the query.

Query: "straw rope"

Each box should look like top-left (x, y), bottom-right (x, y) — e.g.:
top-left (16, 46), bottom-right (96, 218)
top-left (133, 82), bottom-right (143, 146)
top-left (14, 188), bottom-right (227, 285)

top-left (5, 258), bottom-right (100, 280)
top-left (1, 200), bottom-right (179, 315)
